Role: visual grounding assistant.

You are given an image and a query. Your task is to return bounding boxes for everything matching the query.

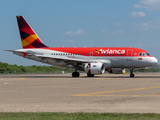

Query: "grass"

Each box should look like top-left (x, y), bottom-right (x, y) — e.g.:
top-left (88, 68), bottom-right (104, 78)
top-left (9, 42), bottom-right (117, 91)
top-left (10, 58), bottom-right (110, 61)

top-left (0, 113), bottom-right (160, 120)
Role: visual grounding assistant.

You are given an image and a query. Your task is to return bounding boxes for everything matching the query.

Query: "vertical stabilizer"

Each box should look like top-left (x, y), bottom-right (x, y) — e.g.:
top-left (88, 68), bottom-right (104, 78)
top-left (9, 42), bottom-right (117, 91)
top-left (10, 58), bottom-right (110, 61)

top-left (16, 16), bottom-right (48, 49)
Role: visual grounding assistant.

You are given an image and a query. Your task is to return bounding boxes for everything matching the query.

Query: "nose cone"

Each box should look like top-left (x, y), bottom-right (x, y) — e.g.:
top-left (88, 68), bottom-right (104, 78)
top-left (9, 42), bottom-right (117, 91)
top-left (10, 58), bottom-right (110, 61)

top-left (150, 57), bottom-right (158, 65)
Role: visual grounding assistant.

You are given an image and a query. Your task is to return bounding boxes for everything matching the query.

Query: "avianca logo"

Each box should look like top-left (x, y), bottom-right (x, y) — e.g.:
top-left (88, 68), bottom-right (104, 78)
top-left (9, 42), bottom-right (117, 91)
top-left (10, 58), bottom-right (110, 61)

top-left (95, 49), bottom-right (125, 54)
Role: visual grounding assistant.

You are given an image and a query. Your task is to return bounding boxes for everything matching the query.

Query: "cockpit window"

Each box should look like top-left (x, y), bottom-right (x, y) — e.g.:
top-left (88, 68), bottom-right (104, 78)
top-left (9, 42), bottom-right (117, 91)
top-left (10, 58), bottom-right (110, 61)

top-left (139, 53), bottom-right (150, 56)
top-left (142, 53), bottom-right (145, 56)
top-left (146, 53), bottom-right (150, 56)
top-left (139, 53), bottom-right (142, 56)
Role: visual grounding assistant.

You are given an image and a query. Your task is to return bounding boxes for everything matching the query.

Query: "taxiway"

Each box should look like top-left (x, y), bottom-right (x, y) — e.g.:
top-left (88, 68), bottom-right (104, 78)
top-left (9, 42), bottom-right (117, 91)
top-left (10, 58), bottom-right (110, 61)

top-left (0, 73), bottom-right (160, 113)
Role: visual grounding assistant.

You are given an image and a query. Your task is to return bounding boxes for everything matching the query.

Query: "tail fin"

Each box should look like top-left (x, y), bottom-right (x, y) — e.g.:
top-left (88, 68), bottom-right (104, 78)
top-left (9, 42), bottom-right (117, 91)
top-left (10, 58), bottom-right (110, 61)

top-left (16, 16), bottom-right (48, 49)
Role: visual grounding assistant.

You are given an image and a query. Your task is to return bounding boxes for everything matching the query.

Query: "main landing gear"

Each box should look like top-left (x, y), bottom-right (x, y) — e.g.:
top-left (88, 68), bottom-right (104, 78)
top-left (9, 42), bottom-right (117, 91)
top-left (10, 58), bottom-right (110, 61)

top-left (72, 67), bottom-right (80, 77)
top-left (130, 68), bottom-right (134, 77)
top-left (72, 72), bottom-right (80, 77)
top-left (87, 74), bottom-right (94, 77)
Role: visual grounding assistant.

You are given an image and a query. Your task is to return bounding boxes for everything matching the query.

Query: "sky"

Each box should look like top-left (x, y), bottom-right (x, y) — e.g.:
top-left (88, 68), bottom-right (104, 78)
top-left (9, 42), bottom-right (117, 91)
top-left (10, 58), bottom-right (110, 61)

top-left (0, 0), bottom-right (160, 66)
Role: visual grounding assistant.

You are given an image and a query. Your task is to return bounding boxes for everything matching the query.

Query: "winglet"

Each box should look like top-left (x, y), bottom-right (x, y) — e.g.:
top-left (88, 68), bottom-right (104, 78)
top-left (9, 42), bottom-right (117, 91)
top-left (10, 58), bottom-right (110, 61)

top-left (16, 16), bottom-right (48, 49)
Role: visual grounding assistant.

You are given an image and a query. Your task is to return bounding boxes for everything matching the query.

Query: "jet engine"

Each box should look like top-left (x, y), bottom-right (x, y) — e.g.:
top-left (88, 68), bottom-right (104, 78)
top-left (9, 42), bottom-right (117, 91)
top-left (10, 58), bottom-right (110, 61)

top-left (108, 68), bottom-right (126, 74)
top-left (84, 62), bottom-right (105, 74)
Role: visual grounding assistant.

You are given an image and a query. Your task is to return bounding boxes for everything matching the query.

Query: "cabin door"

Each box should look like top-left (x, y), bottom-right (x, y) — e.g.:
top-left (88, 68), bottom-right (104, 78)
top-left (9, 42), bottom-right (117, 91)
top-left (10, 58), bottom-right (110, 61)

top-left (126, 49), bottom-right (133, 61)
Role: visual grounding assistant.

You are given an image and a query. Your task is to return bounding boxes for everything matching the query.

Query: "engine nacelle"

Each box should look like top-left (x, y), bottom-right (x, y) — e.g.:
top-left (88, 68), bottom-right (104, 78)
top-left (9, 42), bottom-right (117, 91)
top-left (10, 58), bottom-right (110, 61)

top-left (84, 62), bottom-right (105, 74)
top-left (108, 68), bottom-right (126, 74)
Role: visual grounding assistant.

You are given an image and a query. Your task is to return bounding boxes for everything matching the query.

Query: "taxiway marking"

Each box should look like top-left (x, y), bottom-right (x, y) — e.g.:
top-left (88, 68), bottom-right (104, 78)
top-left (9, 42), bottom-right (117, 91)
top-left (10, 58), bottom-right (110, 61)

top-left (98, 78), bottom-right (112, 80)
top-left (74, 86), bottom-right (160, 96)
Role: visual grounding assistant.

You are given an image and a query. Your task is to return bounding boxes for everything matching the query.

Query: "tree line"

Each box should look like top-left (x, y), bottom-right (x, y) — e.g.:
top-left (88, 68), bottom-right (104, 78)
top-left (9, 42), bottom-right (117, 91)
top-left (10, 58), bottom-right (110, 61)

top-left (0, 62), bottom-right (160, 74)
top-left (0, 62), bottom-right (74, 74)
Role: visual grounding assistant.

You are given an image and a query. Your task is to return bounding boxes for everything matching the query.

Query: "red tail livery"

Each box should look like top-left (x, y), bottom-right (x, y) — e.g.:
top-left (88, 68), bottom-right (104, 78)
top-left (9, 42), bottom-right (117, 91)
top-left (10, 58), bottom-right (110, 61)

top-left (17, 16), bottom-right (47, 48)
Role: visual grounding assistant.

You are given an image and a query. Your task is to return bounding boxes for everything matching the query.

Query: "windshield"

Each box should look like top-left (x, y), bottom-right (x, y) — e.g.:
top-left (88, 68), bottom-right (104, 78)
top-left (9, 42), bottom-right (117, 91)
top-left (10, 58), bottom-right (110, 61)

top-left (139, 53), bottom-right (150, 56)
top-left (146, 53), bottom-right (150, 56)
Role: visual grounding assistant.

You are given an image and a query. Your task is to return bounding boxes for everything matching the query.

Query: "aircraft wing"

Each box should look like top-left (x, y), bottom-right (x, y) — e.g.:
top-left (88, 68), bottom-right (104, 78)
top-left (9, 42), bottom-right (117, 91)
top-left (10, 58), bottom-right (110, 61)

top-left (35, 54), bottom-right (86, 63)
top-left (5, 50), bottom-right (88, 64)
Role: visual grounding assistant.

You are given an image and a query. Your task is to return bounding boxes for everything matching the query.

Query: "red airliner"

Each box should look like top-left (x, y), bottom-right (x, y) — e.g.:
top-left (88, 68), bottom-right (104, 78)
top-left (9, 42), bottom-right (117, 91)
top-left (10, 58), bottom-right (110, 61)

top-left (6, 16), bottom-right (158, 77)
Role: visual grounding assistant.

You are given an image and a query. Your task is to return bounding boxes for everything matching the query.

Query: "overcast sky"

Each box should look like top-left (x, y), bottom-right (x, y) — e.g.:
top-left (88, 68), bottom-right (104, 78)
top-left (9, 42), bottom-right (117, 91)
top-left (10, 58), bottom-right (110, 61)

top-left (0, 0), bottom-right (160, 65)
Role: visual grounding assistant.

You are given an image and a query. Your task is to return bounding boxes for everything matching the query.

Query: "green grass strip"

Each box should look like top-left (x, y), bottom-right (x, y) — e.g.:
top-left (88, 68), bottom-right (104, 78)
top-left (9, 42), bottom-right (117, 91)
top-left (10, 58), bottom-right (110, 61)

top-left (0, 113), bottom-right (160, 120)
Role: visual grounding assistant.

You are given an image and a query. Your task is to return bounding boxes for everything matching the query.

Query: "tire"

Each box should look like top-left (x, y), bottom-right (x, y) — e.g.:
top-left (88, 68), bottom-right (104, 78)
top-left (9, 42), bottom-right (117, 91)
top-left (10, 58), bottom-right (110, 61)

top-left (130, 74), bottom-right (134, 77)
top-left (72, 72), bottom-right (80, 77)
top-left (87, 74), bottom-right (94, 77)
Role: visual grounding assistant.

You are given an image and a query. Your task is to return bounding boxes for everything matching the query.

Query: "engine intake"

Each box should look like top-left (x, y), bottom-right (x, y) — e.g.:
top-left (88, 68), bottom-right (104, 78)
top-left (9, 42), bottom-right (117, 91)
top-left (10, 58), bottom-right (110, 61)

top-left (84, 62), bottom-right (105, 74)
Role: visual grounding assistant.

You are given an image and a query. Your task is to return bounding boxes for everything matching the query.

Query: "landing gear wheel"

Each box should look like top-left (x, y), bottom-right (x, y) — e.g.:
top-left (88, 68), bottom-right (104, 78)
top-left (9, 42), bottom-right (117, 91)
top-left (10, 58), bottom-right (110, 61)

top-left (129, 68), bottom-right (134, 77)
top-left (72, 72), bottom-right (80, 77)
top-left (87, 74), bottom-right (94, 77)
top-left (130, 74), bottom-right (134, 77)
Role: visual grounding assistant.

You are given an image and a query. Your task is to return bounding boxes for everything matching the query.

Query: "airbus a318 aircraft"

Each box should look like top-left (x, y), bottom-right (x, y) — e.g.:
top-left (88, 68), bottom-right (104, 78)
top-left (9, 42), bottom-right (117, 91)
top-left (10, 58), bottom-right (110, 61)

top-left (6, 16), bottom-right (158, 77)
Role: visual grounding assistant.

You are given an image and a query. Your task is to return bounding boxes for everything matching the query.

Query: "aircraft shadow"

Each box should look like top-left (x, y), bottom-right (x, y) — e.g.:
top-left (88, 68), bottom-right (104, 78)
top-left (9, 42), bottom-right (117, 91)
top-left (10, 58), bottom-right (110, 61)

top-left (0, 74), bottom-right (160, 78)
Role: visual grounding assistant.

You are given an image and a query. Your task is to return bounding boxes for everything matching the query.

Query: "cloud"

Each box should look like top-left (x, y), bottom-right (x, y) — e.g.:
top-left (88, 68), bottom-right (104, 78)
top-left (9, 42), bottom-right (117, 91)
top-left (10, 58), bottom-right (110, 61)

top-left (102, 30), bottom-right (124, 34)
top-left (134, 0), bottom-right (160, 10)
top-left (133, 18), bottom-right (160, 31)
top-left (131, 11), bottom-right (145, 17)
top-left (64, 29), bottom-right (85, 36)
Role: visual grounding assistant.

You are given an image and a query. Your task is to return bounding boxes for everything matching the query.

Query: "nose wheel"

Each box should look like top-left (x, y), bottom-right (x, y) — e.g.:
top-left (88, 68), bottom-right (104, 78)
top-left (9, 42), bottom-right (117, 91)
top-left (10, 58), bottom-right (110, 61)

top-left (130, 68), bottom-right (134, 77)
top-left (130, 74), bottom-right (134, 77)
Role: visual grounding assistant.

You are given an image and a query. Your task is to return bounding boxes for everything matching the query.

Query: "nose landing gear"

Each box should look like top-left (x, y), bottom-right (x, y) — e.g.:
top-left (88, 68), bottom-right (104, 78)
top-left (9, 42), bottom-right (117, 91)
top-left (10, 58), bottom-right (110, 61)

top-left (130, 68), bottom-right (134, 77)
